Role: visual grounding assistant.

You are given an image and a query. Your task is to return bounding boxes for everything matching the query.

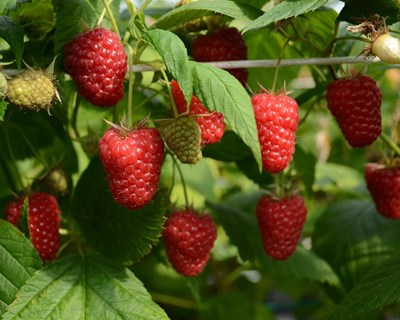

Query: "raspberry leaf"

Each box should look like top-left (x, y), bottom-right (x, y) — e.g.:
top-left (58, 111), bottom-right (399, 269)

top-left (331, 251), bottom-right (400, 319)
top-left (190, 61), bottom-right (262, 170)
top-left (144, 29), bottom-right (193, 106)
top-left (2, 255), bottom-right (168, 320)
top-left (154, 0), bottom-right (263, 30)
top-left (52, 0), bottom-right (121, 53)
top-left (0, 16), bottom-right (24, 69)
top-left (243, 0), bottom-right (329, 33)
top-left (71, 156), bottom-right (166, 263)
top-left (0, 220), bottom-right (42, 316)
top-left (313, 200), bottom-right (400, 291)
top-left (207, 198), bottom-right (342, 287)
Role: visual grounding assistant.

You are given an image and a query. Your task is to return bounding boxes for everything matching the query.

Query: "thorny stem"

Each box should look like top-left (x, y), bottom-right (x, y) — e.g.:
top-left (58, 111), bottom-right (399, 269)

top-left (101, 0), bottom-right (120, 37)
top-left (380, 133), bottom-right (400, 158)
top-left (271, 37), bottom-right (291, 92)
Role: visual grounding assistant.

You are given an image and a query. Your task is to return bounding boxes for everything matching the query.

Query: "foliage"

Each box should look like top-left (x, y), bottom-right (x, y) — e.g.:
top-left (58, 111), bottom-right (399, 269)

top-left (1, 0), bottom-right (400, 319)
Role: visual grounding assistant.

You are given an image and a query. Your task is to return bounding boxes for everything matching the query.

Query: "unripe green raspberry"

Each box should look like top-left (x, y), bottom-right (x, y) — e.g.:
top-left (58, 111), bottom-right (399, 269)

top-left (161, 116), bottom-right (202, 164)
top-left (0, 72), bottom-right (7, 98)
top-left (45, 167), bottom-right (68, 195)
top-left (6, 69), bottom-right (57, 111)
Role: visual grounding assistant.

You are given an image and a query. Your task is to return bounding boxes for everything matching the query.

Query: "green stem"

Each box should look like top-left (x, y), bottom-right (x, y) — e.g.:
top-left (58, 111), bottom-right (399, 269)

top-left (160, 68), bottom-right (178, 117)
top-left (13, 125), bottom-right (47, 168)
top-left (4, 129), bottom-right (24, 190)
top-left (271, 37), bottom-right (291, 92)
top-left (150, 292), bottom-right (202, 310)
top-left (173, 155), bottom-right (189, 207)
top-left (299, 96), bottom-right (321, 126)
top-left (380, 133), bottom-right (400, 157)
top-left (101, 0), bottom-right (120, 37)
top-left (333, 36), bottom-right (372, 44)
top-left (127, 45), bottom-right (135, 129)
top-left (71, 92), bottom-right (80, 139)
top-left (0, 153), bottom-right (19, 193)
top-left (138, 0), bottom-right (153, 13)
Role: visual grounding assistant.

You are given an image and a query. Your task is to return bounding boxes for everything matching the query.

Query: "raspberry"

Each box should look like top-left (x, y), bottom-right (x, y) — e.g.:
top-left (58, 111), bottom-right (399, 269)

top-left (372, 33), bottom-right (400, 64)
top-left (6, 69), bottom-right (57, 111)
top-left (162, 209), bottom-right (217, 276)
top-left (160, 116), bottom-right (202, 164)
top-left (251, 91), bottom-right (299, 174)
top-left (64, 28), bottom-right (127, 107)
top-left (171, 80), bottom-right (225, 146)
top-left (326, 75), bottom-right (382, 147)
top-left (0, 71), bottom-right (7, 98)
top-left (98, 126), bottom-right (164, 209)
top-left (191, 27), bottom-right (248, 85)
top-left (365, 163), bottom-right (400, 219)
top-left (5, 192), bottom-right (61, 261)
top-left (256, 194), bottom-right (307, 260)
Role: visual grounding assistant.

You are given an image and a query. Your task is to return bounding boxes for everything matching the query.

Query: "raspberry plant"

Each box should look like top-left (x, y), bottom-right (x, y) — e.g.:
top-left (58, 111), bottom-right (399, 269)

top-left (1, 0), bottom-right (400, 319)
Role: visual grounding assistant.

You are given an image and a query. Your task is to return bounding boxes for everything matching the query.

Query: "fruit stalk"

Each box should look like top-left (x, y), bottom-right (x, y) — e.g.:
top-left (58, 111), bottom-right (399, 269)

top-left (101, 0), bottom-right (120, 37)
top-left (380, 133), bottom-right (400, 157)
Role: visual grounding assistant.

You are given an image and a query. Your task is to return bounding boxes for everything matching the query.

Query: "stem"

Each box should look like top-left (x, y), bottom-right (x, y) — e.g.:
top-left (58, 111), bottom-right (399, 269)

top-left (160, 68), bottom-right (178, 118)
top-left (271, 37), bottom-right (291, 92)
top-left (71, 92), bottom-right (80, 139)
top-left (380, 133), bottom-right (400, 157)
top-left (127, 45), bottom-right (135, 129)
top-left (0, 153), bottom-right (19, 193)
top-left (150, 292), bottom-right (202, 310)
top-left (173, 155), bottom-right (189, 207)
top-left (4, 129), bottom-right (24, 190)
top-left (138, 0), bottom-right (153, 13)
top-left (101, 0), bottom-right (120, 37)
top-left (333, 36), bottom-right (373, 44)
top-left (14, 125), bottom-right (47, 168)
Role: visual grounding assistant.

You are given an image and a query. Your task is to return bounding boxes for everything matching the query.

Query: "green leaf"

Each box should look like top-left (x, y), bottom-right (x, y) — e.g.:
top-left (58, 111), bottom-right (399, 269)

top-left (243, 0), bottom-right (329, 33)
top-left (330, 251), bottom-right (400, 319)
top-left (190, 61), bottom-right (262, 171)
top-left (0, 220), bottom-right (42, 316)
top-left (338, 0), bottom-right (400, 25)
top-left (0, 100), bottom-right (7, 122)
top-left (70, 156), bottom-right (166, 263)
top-left (265, 246), bottom-right (342, 288)
top-left (52, 0), bottom-right (122, 54)
top-left (208, 197), bottom-right (343, 287)
top-left (313, 199), bottom-right (400, 291)
top-left (2, 255), bottom-right (169, 320)
top-left (236, 156), bottom-right (273, 187)
top-left (144, 28), bottom-right (192, 105)
top-left (0, 0), bottom-right (30, 13)
top-left (0, 16), bottom-right (24, 69)
top-left (202, 131), bottom-right (252, 162)
top-left (154, 0), bottom-right (263, 30)
top-left (201, 292), bottom-right (273, 320)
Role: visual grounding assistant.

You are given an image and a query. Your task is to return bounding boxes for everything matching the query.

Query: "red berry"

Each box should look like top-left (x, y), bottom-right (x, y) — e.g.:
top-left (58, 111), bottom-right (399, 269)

top-left (171, 80), bottom-right (225, 146)
top-left (251, 92), bottom-right (299, 174)
top-left (365, 163), bottom-right (400, 219)
top-left (5, 192), bottom-right (61, 261)
top-left (191, 27), bottom-right (248, 85)
top-left (256, 194), bottom-right (307, 260)
top-left (64, 28), bottom-right (127, 107)
top-left (326, 75), bottom-right (382, 147)
top-left (162, 209), bottom-right (217, 276)
top-left (98, 126), bottom-right (165, 210)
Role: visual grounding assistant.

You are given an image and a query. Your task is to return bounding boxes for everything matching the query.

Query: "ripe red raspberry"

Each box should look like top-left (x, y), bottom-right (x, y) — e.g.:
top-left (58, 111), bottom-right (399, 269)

top-left (251, 92), bottom-right (299, 174)
top-left (191, 27), bottom-right (248, 85)
top-left (326, 75), bottom-right (382, 147)
top-left (5, 192), bottom-right (61, 261)
top-left (171, 80), bottom-right (225, 146)
top-left (256, 194), bottom-right (307, 260)
top-left (162, 209), bottom-right (217, 276)
top-left (64, 28), bottom-right (127, 107)
top-left (365, 163), bottom-right (400, 219)
top-left (98, 126), bottom-right (165, 210)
